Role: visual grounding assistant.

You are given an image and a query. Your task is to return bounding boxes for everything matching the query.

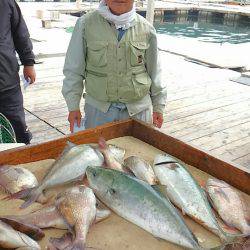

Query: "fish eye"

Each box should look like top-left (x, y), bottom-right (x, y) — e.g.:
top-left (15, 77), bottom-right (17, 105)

top-left (110, 188), bottom-right (116, 194)
top-left (92, 171), bottom-right (97, 177)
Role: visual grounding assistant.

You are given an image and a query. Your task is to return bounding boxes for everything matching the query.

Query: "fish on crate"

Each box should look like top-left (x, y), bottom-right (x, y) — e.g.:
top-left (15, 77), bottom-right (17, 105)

top-left (98, 137), bottom-right (128, 173)
top-left (49, 185), bottom-right (98, 250)
top-left (107, 143), bottom-right (126, 163)
top-left (123, 155), bottom-right (157, 185)
top-left (152, 153), bottom-right (234, 241)
top-left (7, 141), bottom-right (104, 209)
top-left (0, 165), bottom-right (38, 194)
top-left (0, 165), bottom-right (47, 204)
top-left (1, 190), bottom-right (110, 230)
top-left (86, 166), bottom-right (207, 250)
top-left (0, 219), bottom-right (41, 249)
top-left (206, 178), bottom-right (250, 236)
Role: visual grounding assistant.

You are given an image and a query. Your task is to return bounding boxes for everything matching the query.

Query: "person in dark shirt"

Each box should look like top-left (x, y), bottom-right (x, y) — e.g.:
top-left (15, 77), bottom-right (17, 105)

top-left (0, 0), bottom-right (36, 144)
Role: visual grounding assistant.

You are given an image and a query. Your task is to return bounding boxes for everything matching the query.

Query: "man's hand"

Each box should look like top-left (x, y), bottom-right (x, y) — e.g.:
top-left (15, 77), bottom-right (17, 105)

top-left (23, 66), bottom-right (36, 84)
top-left (68, 110), bottom-right (82, 133)
top-left (153, 112), bottom-right (163, 128)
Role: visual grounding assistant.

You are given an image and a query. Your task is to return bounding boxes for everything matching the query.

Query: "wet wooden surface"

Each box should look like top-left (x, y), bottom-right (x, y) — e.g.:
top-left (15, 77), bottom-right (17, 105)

top-left (1, 136), bottom-right (238, 250)
top-left (21, 52), bottom-right (250, 170)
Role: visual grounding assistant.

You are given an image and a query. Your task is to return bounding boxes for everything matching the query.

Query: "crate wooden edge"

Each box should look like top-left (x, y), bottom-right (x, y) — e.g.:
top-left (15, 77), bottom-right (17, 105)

top-left (0, 119), bottom-right (249, 194)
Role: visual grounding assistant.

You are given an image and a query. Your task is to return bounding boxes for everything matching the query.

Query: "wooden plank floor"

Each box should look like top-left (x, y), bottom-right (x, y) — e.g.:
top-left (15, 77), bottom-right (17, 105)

top-left (22, 52), bottom-right (250, 170)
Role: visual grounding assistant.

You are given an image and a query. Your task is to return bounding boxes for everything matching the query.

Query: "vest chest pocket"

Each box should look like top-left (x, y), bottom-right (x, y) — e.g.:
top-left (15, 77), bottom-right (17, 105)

top-left (131, 72), bottom-right (152, 100)
top-left (87, 42), bottom-right (108, 67)
top-left (130, 41), bottom-right (149, 67)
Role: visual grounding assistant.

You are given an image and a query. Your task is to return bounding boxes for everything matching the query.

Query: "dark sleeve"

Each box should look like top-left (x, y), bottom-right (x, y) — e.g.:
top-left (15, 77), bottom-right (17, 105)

top-left (10, 0), bottom-right (35, 66)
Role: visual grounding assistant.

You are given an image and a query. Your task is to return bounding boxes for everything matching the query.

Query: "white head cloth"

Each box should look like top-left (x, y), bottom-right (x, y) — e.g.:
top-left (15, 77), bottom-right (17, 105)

top-left (97, 0), bottom-right (136, 30)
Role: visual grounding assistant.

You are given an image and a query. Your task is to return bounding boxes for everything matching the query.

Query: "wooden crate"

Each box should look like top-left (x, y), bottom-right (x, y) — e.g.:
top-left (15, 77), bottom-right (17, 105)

top-left (0, 119), bottom-right (249, 249)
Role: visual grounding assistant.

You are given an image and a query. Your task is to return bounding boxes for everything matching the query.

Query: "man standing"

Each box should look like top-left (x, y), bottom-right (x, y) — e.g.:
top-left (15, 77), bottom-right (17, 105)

top-left (0, 0), bottom-right (36, 144)
top-left (63, 0), bottom-right (167, 132)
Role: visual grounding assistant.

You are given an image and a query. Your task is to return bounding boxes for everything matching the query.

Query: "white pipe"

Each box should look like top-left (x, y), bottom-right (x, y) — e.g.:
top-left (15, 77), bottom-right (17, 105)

top-left (76, 0), bottom-right (82, 9)
top-left (146, 0), bottom-right (155, 25)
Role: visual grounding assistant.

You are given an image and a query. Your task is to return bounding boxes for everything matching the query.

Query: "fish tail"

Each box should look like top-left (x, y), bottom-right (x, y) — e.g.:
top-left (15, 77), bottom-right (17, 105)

top-left (0, 215), bottom-right (45, 240)
top-left (46, 243), bottom-right (58, 250)
top-left (49, 232), bottom-right (73, 249)
top-left (2, 187), bottom-right (35, 201)
top-left (209, 245), bottom-right (225, 250)
top-left (20, 187), bottom-right (44, 209)
top-left (64, 241), bottom-right (85, 250)
top-left (209, 238), bottom-right (249, 250)
top-left (5, 186), bottom-right (43, 209)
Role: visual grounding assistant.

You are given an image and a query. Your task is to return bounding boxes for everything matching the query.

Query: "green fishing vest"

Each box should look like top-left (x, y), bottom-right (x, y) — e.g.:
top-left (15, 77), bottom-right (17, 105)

top-left (84, 11), bottom-right (152, 103)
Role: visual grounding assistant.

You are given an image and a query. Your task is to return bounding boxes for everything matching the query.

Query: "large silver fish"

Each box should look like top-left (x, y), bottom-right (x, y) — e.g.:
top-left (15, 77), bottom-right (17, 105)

top-left (207, 178), bottom-right (250, 235)
top-left (86, 166), bottom-right (204, 249)
top-left (53, 185), bottom-right (97, 250)
top-left (153, 154), bottom-right (229, 241)
top-left (123, 156), bottom-right (157, 185)
top-left (10, 142), bottom-right (104, 209)
top-left (0, 220), bottom-right (41, 249)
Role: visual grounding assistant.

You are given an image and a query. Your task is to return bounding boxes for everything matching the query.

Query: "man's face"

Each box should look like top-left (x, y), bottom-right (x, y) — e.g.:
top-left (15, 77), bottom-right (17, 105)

top-left (105, 0), bottom-right (134, 15)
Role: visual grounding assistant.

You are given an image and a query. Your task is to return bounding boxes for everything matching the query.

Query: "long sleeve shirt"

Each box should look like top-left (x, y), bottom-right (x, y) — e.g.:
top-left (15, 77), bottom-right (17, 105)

top-left (0, 0), bottom-right (35, 92)
top-left (62, 15), bottom-right (167, 115)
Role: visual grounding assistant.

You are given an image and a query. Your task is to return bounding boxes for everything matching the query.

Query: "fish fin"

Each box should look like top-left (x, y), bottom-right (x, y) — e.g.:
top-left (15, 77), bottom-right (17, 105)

top-left (66, 141), bottom-right (77, 148)
top-left (181, 207), bottom-right (186, 216)
top-left (3, 187), bottom-right (35, 201)
top-left (152, 184), bottom-right (167, 192)
top-left (82, 176), bottom-right (89, 186)
top-left (217, 219), bottom-right (241, 235)
top-left (49, 232), bottom-right (73, 249)
top-left (95, 208), bottom-right (111, 223)
top-left (154, 237), bottom-right (165, 242)
top-left (17, 247), bottom-right (40, 250)
top-left (154, 161), bottom-right (179, 170)
top-left (8, 187), bottom-right (43, 209)
top-left (46, 243), bottom-right (58, 250)
top-left (151, 185), bottom-right (171, 202)
top-left (215, 188), bottom-right (231, 203)
top-left (154, 160), bottom-right (178, 166)
top-left (0, 216), bottom-right (45, 240)
top-left (209, 244), bottom-right (226, 250)
top-left (59, 141), bottom-right (76, 156)
top-left (63, 240), bottom-right (85, 250)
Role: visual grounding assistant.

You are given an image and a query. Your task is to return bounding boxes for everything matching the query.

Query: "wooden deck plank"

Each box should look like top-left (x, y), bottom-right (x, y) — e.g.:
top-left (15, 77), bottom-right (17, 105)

top-left (167, 84), bottom-right (249, 111)
top-left (171, 111), bottom-right (250, 141)
top-left (163, 100), bottom-right (250, 133)
top-left (166, 93), bottom-right (250, 122)
top-left (189, 121), bottom-right (250, 151)
top-left (234, 154), bottom-right (250, 167)
top-left (210, 137), bottom-right (250, 156)
top-left (20, 52), bottom-right (250, 170)
top-left (219, 142), bottom-right (250, 162)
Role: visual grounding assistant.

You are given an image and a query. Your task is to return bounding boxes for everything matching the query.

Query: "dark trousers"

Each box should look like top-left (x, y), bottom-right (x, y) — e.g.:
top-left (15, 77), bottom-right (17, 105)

top-left (0, 85), bottom-right (32, 144)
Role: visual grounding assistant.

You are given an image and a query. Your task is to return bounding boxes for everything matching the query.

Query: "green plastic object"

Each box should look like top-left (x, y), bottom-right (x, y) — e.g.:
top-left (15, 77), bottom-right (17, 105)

top-left (0, 125), bottom-right (16, 143)
top-left (0, 113), bottom-right (16, 143)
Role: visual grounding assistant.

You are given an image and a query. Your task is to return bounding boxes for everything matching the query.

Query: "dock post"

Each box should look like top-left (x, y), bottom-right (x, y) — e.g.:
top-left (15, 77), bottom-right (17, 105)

top-left (76, 0), bottom-right (82, 9)
top-left (146, 0), bottom-right (155, 25)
